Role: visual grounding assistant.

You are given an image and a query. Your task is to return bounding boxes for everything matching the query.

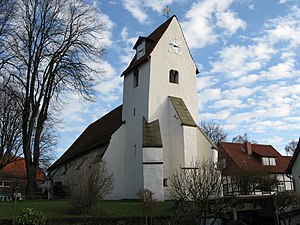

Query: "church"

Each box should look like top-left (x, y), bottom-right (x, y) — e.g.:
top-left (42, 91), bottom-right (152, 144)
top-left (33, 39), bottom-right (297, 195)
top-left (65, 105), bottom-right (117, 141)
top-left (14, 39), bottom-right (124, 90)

top-left (47, 16), bottom-right (217, 201)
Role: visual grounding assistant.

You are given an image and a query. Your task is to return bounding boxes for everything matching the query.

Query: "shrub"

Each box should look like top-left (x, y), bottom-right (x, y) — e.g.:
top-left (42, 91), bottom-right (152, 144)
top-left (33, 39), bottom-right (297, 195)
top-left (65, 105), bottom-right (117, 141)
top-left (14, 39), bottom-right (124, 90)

top-left (66, 159), bottom-right (113, 214)
top-left (16, 208), bottom-right (46, 225)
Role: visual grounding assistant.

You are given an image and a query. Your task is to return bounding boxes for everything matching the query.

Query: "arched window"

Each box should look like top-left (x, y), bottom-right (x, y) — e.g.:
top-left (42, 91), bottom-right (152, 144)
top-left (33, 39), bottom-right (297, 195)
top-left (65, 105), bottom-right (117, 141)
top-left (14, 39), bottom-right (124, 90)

top-left (169, 69), bottom-right (179, 84)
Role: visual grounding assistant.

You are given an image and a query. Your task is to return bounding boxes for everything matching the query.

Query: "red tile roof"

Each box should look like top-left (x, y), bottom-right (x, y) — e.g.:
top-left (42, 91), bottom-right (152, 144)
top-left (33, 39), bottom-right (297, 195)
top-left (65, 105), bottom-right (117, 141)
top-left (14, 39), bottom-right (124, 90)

top-left (218, 142), bottom-right (291, 174)
top-left (0, 157), bottom-right (45, 181)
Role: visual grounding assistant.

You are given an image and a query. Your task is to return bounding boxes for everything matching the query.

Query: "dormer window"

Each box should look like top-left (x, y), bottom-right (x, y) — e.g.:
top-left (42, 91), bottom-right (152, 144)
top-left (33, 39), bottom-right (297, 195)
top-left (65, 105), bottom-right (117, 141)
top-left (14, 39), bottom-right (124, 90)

top-left (136, 41), bottom-right (145, 60)
top-left (262, 157), bottom-right (276, 166)
top-left (169, 69), bottom-right (179, 84)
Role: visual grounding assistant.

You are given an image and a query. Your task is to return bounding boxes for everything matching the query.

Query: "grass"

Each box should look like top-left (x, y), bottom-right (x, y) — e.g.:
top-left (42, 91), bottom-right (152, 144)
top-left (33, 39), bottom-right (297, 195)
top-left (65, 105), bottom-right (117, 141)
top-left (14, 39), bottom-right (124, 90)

top-left (0, 199), bottom-right (174, 220)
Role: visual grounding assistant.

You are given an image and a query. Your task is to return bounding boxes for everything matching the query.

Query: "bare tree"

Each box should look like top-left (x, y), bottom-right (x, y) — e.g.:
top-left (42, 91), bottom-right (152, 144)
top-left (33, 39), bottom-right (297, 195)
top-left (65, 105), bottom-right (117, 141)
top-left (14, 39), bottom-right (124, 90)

top-left (169, 160), bottom-right (224, 225)
top-left (285, 139), bottom-right (299, 156)
top-left (227, 166), bottom-right (277, 195)
top-left (137, 188), bottom-right (157, 225)
top-left (0, 0), bottom-right (16, 70)
top-left (200, 121), bottom-right (227, 144)
top-left (1, 0), bottom-right (106, 197)
top-left (232, 133), bottom-right (256, 143)
top-left (0, 85), bottom-right (23, 170)
top-left (274, 191), bottom-right (300, 225)
top-left (67, 159), bottom-right (113, 214)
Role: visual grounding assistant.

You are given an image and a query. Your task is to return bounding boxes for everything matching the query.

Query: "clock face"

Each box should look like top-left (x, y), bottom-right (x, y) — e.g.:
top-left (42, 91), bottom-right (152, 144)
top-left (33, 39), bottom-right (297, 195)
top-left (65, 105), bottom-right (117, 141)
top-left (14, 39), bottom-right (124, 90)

top-left (168, 37), bottom-right (182, 55)
top-left (136, 41), bottom-right (145, 59)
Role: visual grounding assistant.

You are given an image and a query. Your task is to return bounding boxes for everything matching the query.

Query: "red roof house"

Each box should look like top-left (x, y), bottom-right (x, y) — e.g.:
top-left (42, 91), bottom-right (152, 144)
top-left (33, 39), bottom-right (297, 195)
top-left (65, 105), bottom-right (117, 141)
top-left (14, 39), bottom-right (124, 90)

top-left (0, 157), bottom-right (45, 201)
top-left (218, 141), bottom-right (293, 196)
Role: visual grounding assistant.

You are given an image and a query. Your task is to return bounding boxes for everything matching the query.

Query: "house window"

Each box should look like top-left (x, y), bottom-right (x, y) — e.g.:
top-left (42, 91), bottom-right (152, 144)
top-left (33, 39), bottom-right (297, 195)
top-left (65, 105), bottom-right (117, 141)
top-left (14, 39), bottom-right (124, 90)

top-left (169, 69), bottom-right (179, 84)
top-left (262, 157), bottom-right (276, 166)
top-left (133, 69), bottom-right (139, 87)
top-left (0, 181), bottom-right (10, 187)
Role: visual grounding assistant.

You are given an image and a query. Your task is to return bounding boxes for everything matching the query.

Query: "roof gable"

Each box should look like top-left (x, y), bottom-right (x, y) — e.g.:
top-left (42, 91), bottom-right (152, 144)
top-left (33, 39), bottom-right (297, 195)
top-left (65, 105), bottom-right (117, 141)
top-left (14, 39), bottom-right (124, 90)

top-left (122, 16), bottom-right (174, 76)
top-left (48, 105), bottom-right (123, 170)
top-left (122, 16), bottom-right (198, 76)
top-left (219, 142), bottom-right (291, 173)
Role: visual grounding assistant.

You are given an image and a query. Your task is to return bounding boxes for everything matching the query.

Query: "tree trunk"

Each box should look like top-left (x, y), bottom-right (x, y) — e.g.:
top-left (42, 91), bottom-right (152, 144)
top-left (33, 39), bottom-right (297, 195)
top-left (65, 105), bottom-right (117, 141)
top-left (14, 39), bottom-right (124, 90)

top-left (25, 163), bottom-right (37, 198)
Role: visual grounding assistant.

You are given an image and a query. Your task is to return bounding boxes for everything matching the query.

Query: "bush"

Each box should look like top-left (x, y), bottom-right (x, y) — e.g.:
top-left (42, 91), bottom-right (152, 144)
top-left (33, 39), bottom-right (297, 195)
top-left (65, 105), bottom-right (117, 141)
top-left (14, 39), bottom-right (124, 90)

top-left (66, 159), bottom-right (113, 214)
top-left (16, 208), bottom-right (46, 225)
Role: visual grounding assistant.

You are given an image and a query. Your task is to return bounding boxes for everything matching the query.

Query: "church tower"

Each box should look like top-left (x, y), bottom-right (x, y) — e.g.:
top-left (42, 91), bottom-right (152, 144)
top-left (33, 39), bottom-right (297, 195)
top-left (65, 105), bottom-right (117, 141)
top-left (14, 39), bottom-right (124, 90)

top-left (47, 16), bottom-right (217, 202)
top-left (121, 16), bottom-right (208, 200)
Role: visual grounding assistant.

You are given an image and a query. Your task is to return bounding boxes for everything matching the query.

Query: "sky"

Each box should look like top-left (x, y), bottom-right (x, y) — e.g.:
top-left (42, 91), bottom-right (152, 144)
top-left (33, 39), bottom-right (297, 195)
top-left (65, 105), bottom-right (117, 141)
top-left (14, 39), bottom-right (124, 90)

top-left (56, 0), bottom-right (300, 159)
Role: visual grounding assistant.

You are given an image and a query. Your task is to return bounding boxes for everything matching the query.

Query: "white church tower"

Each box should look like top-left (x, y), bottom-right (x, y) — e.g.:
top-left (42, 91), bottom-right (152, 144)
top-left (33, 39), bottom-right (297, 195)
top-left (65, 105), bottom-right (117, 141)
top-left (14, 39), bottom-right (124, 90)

top-left (48, 16), bottom-right (217, 202)
top-left (121, 16), bottom-right (215, 201)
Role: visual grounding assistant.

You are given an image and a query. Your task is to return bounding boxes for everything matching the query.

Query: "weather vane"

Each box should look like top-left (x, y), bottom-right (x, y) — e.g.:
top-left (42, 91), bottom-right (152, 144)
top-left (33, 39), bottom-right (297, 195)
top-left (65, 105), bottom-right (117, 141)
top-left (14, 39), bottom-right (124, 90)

top-left (163, 6), bottom-right (171, 19)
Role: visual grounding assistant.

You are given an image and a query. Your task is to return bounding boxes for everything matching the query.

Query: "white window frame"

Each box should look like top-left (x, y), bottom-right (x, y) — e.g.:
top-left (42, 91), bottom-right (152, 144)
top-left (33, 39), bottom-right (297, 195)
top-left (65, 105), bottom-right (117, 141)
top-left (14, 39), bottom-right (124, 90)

top-left (0, 181), bottom-right (10, 187)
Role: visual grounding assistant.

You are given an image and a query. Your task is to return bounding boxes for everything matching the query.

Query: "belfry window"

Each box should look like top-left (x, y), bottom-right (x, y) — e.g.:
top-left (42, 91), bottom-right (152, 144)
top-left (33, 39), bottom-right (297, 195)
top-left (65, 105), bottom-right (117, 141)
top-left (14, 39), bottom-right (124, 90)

top-left (169, 69), bottom-right (179, 84)
top-left (133, 69), bottom-right (139, 88)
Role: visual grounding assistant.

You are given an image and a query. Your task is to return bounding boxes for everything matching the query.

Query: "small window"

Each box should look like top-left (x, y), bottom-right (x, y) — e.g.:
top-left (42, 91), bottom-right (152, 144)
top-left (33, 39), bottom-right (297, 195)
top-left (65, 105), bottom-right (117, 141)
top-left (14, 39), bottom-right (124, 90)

top-left (163, 178), bottom-right (168, 187)
top-left (169, 69), bottom-right (179, 84)
top-left (262, 157), bottom-right (276, 166)
top-left (133, 69), bottom-right (139, 87)
top-left (269, 158), bottom-right (276, 166)
top-left (0, 181), bottom-right (10, 187)
top-left (133, 108), bottom-right (136, 116)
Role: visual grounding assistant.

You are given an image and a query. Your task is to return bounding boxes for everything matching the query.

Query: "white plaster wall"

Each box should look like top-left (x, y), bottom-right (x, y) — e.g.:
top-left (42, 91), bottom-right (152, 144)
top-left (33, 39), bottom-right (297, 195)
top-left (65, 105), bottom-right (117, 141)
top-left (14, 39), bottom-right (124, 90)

top-left (196, 128), bottom-right (217, 161)
top-left (292, 157), bottom-right (300, 192)
top-left (143, 148), bottom-right (163, 162)
top-left (103, 125), bottom-right (126, 199)
top-left (164, 99), bottom-right (184, 176)
top-left (148, 17), bottom-right (199, 124)
top-left (183, 126), bottom-right (197, 166)
top-left (122, 61), bottom-right (151, 198)
top-left (146, 17), bottom-right (198, 180)
top-left (143, 147), bottom-right (164, 201)
top-left (143, 164), bottom-right (164, 201)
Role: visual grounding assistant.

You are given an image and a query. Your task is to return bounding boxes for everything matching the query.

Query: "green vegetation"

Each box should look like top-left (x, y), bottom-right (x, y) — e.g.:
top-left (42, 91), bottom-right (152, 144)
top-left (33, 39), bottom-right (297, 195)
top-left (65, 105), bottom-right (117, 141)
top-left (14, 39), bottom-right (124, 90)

top-left (0, 200), bottom-right (174, 220)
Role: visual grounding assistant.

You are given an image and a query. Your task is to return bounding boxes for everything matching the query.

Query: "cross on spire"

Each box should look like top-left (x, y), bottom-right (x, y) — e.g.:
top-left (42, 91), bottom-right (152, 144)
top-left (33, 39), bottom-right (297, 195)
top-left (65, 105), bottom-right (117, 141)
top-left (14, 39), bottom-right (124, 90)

top-left (163, 6), bottom-right (171, 19)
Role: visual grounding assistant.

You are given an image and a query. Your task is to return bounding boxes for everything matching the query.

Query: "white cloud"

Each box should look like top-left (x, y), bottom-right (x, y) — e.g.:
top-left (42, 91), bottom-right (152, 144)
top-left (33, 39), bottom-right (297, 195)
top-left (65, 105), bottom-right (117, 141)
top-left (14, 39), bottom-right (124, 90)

top-left (210, 43), bottom-right (275, 78)
top-left (197, 76), bottom-right (218, 91)
top-left (96, 61), bottom-right (123, 102)
top-left (227, 74), bottom-right (260, 88)
top-left (122, 0), bottom-right (148, 24)
top-left (200, 109), bottom-right (232, 121)
top-left (211, 99), bottom-right (248, 109)
top-left (260, 58), bottom-right (299, 80)
top-left (182, 0), bottom-right (246, 48)
top-left (122, 0), bottom-right (174, 24)
top-left (263, 6), bottom-right (300, 48)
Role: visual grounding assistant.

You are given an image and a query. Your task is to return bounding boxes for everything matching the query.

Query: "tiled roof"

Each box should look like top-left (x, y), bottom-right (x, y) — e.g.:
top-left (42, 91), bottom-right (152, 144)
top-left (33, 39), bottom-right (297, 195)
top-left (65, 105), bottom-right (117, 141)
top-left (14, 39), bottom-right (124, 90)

top-left (122, 16), bottom-right (175, 76)
top-left (0, 157), bottom-right (45, 181)
top-left (48, 105), bottom-right (123, 171)
top-left (142, 117), bottom-right (163, 147)
top-left (169, 96), bottom-right (197, 127)
top-left (286, 138), bottom-right (300, 173)
top-left (218, 142), bottom-right (291, 173)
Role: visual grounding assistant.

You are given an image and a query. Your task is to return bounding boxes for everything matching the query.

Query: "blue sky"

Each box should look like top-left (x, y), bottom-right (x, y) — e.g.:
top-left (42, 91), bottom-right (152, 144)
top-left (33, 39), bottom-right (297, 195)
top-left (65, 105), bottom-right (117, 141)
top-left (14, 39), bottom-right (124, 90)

top-left (56, 0), bottom-right (300, 159)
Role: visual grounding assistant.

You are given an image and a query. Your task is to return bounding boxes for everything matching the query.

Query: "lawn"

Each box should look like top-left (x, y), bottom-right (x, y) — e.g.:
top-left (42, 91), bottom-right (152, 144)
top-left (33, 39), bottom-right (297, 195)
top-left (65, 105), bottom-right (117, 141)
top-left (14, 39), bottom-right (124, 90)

top-left (0, 199), bottom-right (174, 220)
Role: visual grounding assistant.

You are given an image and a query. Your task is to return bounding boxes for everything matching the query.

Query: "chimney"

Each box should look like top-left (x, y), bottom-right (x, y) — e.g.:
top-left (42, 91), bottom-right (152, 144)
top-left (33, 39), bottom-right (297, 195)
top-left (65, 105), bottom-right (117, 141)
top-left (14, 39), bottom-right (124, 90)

top-left (245, 142), bottom-right (252, 157)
